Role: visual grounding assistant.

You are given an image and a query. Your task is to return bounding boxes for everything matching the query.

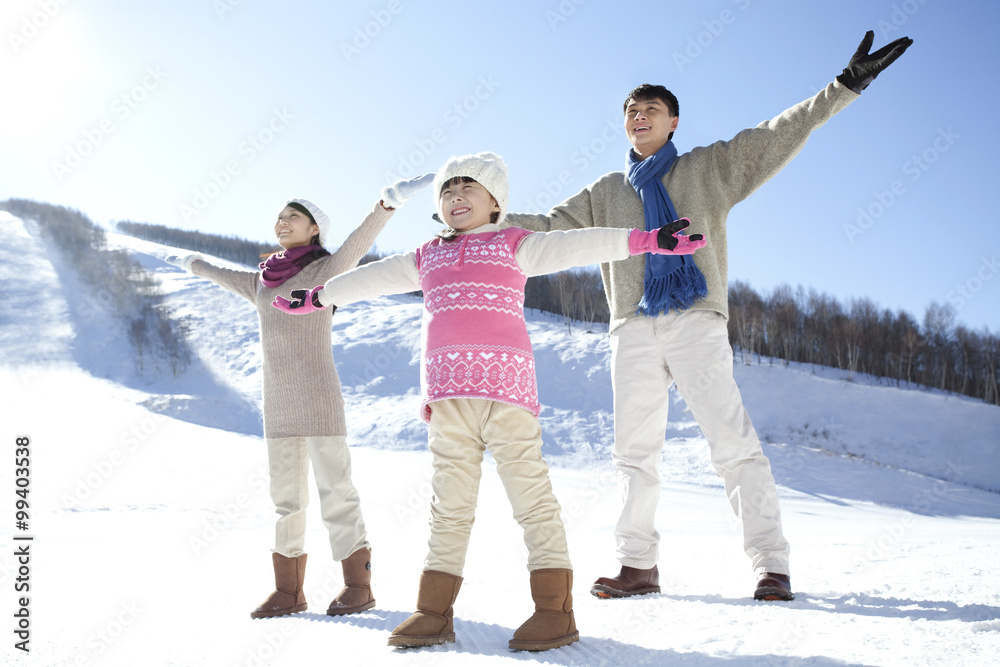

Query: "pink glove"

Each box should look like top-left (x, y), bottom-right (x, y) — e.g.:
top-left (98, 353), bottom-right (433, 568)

top-left (271, 285), bottom-right (328, 315)
top-left (628, 218), bottom-right (706, 256)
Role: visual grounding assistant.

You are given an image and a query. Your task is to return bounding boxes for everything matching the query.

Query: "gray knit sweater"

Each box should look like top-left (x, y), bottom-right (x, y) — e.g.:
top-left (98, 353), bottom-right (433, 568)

top-left (189, 202), bottom-right (394, 439)
top-left (503, 80), bottom-right (859, 333)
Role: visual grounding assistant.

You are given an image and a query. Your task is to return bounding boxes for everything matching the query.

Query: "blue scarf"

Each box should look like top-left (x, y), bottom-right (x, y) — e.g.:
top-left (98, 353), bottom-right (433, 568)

top-left (626, 142), bottom-right (707, 315)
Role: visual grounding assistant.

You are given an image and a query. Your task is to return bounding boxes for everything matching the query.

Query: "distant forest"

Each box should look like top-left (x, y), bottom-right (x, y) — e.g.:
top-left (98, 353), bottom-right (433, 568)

top-left (78, 214), bottom-right (1000, 406)
top-left (1, 199), bottom-right (191, 377)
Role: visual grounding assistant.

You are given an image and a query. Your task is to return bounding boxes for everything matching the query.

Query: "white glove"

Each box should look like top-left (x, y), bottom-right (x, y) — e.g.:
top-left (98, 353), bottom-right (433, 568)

top-left (380, 172), bottom-right (435, 209)
top-left (165, 253), bottom-right (204, 273)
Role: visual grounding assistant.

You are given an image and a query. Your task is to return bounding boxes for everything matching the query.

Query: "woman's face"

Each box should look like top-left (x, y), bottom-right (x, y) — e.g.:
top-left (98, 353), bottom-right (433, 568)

top-left (275, 206), bottom-right (319, 249)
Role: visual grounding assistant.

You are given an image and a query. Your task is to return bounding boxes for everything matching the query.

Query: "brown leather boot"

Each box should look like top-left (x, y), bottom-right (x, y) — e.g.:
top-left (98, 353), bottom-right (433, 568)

top-left (754, 572), bottom-right (794, 601)
top-left (388, 570), bottom-right (463, 647)
top-left (590, 564), bottom-right (660, 598)
top-left (509, 568), bottom-right (579, 651)
top-left (251, 553), bottom-right (308, 618)
top-left (327, 547), bottom-right (376, 615)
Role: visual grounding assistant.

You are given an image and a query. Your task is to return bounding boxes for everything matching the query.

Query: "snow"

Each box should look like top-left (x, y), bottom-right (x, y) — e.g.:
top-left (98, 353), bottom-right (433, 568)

top-left (1, 210), bottom-right (999, 666)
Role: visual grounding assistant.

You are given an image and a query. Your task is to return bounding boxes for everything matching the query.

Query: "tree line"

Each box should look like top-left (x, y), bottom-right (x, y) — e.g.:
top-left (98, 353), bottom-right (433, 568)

top-left (116, 220), bottom-right (278, 267)
top-left (728, 280), bottom-right (999, 406)
top-left (1, 199), bottom-right (192, 377)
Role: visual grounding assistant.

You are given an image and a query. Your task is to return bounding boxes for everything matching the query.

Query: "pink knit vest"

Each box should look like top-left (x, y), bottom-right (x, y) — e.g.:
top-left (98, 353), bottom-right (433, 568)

top-left (414, 227), bottom-right (536, 422)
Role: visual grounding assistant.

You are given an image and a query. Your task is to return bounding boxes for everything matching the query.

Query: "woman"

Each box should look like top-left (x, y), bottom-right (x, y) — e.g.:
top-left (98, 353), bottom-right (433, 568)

top-left (167, 174), bottom-right (432, 618)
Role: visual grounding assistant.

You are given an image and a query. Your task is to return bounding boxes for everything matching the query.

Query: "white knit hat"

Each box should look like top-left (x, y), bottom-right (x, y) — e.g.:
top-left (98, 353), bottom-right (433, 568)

top-left (432, 152), bottom-right (509, 225)
top-left (285, 198), bottom-right (331, 246)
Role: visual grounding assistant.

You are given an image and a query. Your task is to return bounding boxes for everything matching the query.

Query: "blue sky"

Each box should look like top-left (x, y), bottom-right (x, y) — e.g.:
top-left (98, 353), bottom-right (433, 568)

top-left (2, 0), bottom-right (997, 332)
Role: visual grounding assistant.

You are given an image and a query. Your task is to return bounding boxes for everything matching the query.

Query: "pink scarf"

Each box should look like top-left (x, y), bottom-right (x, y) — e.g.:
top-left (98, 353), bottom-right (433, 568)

top-left (259, 245), bottom-right (329, 287)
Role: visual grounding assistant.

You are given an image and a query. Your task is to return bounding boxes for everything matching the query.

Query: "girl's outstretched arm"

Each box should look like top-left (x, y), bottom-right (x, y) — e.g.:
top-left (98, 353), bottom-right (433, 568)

top-left (273, 251), bottom-right (419, 314)
top-left (516, 221), bottom-right (705, 277)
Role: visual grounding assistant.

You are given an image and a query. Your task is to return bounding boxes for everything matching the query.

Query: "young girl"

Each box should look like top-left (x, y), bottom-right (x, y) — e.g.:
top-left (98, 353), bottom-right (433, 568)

top-left (167, 173), bottom-right (432, 619)
top-left (272, 152), bottom-right (704, 650)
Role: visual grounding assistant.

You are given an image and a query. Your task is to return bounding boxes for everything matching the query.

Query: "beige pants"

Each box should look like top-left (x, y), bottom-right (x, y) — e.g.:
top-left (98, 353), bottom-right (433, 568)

top-left (267, 435), bottom-right (369, 561)
top-left (610, 310), bottom-right (790, 576)
top-left (423, 398), bottom-right (572, 576)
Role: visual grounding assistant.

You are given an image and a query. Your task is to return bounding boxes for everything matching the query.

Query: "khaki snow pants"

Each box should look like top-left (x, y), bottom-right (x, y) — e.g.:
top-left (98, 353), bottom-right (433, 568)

top-left (423, 398), bottom-right (572, 576)
top-left (610, 310), bottom-right (790, 576)
top-left (266, 435), bottom-right (369, 561)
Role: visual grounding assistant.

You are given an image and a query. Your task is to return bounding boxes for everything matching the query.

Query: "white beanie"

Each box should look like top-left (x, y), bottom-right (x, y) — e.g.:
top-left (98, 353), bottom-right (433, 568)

top-left (432, 152), bottom-right (509, 225)
top-left (285, 198), bottom-right (331, 247)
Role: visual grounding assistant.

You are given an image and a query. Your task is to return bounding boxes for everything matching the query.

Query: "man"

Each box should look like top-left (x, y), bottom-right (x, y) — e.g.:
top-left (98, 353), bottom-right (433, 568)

top-left (502, 31), bottom-right (912, 600)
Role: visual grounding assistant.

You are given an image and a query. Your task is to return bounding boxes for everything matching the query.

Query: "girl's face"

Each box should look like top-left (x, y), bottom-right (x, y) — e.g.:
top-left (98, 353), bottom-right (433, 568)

top-left (439, 179), bottom-right (500, 233)
top-left (275, 206), bottom-right (319, 249)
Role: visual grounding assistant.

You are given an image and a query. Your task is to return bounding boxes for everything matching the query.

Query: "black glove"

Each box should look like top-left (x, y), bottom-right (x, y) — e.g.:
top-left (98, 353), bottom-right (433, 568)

top-left (657, 218), bottom-right (704, 251)
top-left (837, 30), bottom-right (913, 94)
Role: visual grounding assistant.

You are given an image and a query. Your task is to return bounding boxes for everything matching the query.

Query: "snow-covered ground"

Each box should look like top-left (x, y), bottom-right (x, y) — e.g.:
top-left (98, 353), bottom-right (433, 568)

top-left (1, 210), bottom-right (998, 666)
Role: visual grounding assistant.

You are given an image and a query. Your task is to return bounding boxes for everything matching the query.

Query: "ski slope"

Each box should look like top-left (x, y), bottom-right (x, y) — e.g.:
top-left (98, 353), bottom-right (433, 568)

top-left (1, 210), bottom-right (998, 666)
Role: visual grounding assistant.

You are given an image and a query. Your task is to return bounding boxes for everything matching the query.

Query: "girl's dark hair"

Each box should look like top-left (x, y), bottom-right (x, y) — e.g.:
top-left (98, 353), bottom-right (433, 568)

top-left (436, 176), bottom-right (499, 239)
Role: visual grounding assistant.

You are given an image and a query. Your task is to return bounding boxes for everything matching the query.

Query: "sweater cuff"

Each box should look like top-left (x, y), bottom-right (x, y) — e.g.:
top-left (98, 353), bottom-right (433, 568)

top-left (628, 228), bottom-right (658, 255)
top-left (181, 253), bottom-right (206, 273)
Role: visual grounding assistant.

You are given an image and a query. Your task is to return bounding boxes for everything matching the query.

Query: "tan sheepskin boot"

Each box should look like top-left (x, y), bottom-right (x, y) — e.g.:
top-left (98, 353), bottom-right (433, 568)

top-left (327, 547), bottom-right (376, 615)
top-left (250, 553), bottom-right (308, 619)
top-left (387, 570), bottom-right (463, 647)
top-left (509, 568), bottom-right (579, 651)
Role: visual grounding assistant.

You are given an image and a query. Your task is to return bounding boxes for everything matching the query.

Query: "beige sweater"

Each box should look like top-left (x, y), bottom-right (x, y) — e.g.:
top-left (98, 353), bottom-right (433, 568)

top-left (189, 202), bottom-right (394, 439)
top-left (502, 80), bottom-right (859, 333)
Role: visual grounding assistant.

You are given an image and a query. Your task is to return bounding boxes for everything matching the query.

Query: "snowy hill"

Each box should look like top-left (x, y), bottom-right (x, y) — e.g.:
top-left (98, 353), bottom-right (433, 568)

top-left (1, 210), bottom-right (999, 666)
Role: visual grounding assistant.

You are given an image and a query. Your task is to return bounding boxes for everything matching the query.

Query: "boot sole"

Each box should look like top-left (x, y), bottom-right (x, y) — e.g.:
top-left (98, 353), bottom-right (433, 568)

top-left (509, 630), bottom-right (580, 651)
top-left (250, 603), bottom-right (307, 619)
top-left (754, 587), bottom-right (794, 601)
top-left (387, 632), bottom-right (455, 648)
top-left (327, 599), bottom-right (376, 616)
top-left (590, 584), bottom-right (660, 599)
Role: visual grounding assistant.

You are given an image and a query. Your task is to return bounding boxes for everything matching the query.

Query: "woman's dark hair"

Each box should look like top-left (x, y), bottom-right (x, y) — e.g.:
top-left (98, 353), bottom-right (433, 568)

top-left (286, 201), bottom-right (322, 246)
top-left (260, 201), bottom-right (328, 258)
top-left (623, 84), bottom-right (680, 140)
top-left (436, 176), bottom-right (499, 239)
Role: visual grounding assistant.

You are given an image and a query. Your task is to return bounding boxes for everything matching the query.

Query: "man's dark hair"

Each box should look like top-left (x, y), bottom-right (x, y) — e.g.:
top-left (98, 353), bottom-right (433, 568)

top-left (624, 84), bottom-right (680, 141)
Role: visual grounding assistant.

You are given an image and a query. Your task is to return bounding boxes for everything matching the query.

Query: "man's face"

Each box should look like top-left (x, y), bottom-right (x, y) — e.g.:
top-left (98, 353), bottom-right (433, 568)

top-left (624, 96), bottom-right (678, 158)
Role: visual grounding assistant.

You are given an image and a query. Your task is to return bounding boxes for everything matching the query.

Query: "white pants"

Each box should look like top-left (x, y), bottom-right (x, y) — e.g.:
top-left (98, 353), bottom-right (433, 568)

top-left (423, 398), bottom-right (572, 576)
top-left (610, 310), bottom-right (790, 576)
top-left (266, 435), bottom-right (369, 561)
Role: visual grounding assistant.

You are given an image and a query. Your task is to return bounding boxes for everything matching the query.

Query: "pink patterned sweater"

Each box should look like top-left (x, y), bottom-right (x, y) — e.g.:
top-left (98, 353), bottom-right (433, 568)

top-left (320, 223), bottom-right (640, 423)
top-left (416, 227), bottom-right (536, 419)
